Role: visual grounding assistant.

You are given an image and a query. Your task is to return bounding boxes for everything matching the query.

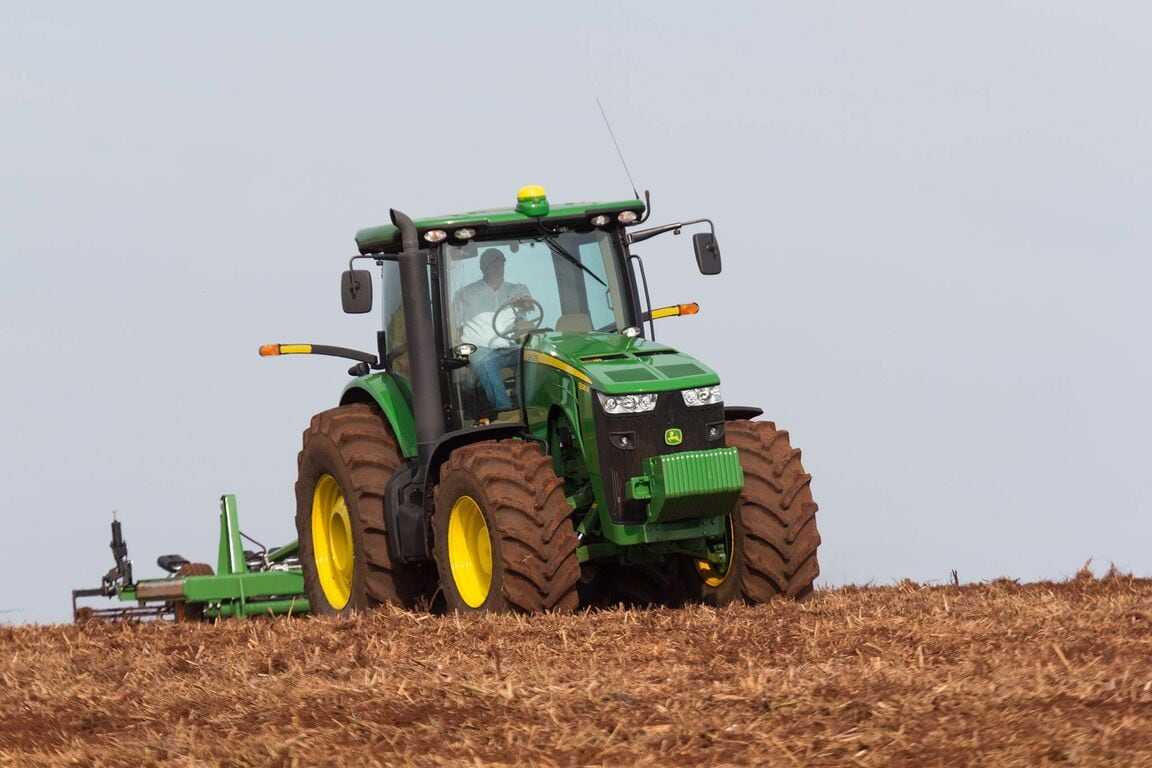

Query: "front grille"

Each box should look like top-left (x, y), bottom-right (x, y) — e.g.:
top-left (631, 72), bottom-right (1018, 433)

top-left (592, 392), bottom-right (726, 524)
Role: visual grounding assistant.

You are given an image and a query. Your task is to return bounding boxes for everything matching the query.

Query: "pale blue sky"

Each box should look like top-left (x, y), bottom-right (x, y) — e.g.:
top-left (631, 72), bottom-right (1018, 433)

top-left (3, 2), bottom-right (1149, 622)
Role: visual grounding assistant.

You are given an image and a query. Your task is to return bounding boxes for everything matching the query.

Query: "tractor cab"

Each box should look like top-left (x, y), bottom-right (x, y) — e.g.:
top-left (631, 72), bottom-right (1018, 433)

top-left (360, 187), bottom-right (652, 431)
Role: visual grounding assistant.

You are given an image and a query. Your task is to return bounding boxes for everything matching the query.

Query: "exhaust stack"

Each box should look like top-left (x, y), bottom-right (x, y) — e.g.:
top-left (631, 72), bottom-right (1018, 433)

top-left (390, 208), bottom-right (444, 472)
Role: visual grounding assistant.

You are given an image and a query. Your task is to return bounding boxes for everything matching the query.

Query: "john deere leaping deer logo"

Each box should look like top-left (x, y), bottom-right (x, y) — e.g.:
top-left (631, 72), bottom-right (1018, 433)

top-left (664, 428), bottom-right (683, 446)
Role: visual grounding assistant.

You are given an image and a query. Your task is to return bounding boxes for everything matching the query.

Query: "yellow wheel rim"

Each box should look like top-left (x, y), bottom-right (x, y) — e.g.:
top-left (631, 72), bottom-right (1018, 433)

top-left (447, 495), bottom-right (493, 608)
top-left (696, 514), bottom-right (735, 589)
top-left (312, 474), bottom-right (353, 609)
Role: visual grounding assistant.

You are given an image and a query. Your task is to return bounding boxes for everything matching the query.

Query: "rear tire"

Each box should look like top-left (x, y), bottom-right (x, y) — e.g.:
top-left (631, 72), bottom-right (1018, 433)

top-left (686, 420), bottom-right (821, 604)
top-left (295, 403), bottom-right (425, 616)
top-left (433, 440), bottom-right (580, 613)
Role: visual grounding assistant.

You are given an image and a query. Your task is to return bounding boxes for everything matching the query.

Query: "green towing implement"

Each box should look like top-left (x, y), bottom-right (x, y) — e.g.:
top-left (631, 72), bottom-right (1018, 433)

top-left (72, 495), bottom-right (308, 621)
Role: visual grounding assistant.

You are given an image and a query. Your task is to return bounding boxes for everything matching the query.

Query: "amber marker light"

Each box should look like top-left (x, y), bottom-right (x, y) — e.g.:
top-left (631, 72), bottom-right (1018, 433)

top-left (649, 302), bottom-right (700, 320)
top-left (259, 344), bottom-right (313, 356)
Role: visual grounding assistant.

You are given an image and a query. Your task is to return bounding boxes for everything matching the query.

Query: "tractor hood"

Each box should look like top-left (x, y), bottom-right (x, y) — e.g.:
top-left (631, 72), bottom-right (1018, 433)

top-left (524, 332), bottom-right (719, 394)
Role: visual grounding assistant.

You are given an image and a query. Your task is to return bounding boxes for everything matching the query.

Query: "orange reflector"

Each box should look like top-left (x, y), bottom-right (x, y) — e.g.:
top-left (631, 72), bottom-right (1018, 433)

top-left (259, 344), bottom-right (281, 356)
top-left (679, 303), bottom-right (700, 315)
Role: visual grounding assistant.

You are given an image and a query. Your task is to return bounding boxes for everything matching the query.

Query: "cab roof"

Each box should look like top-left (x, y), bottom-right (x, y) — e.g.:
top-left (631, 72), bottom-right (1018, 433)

top-left (354, 197), bottom-right (646, 255)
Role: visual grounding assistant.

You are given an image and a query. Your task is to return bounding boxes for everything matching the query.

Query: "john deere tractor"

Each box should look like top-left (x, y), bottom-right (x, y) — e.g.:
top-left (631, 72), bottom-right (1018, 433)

top-left (261, 186), bottom-right (820, 614)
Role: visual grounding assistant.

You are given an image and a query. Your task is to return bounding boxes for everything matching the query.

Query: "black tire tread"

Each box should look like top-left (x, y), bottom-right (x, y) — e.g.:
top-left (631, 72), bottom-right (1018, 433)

top-left (295, 403), bottom-right (423, 613)
top-left (176, 562), bottom-right (214, 578)
top-left (728, 420), bottom-right (821, 602)
top-left (433, 440), bottom-right (580, 613)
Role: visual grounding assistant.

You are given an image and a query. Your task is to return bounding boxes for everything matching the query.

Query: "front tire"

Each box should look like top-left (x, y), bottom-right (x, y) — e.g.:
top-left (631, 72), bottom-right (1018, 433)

top-left (295, 403), bottom-right (425, 616)
top-left (433, 440), bottom-right (580, 613)
top-left (687, 420), bottom-right (821, 604)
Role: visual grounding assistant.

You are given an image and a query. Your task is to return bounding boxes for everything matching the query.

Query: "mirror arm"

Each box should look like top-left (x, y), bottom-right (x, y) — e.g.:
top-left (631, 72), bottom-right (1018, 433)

top-left (346, 253), bottom-right (382, 299)
top-left (627, 217), bottom-right (714, 245)
top-left (348, 252), bottom-right (391, 269)
top-left (638, 189), bottom-right (652, 224)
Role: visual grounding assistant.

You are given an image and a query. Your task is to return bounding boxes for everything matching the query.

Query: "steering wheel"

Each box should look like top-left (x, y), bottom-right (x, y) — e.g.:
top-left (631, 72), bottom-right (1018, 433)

top-left (492, 296), bottom-right (544, 341)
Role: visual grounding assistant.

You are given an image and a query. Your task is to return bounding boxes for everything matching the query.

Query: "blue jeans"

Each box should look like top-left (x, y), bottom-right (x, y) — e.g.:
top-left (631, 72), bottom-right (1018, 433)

top-left (471, 346), bottom-right (519, 411)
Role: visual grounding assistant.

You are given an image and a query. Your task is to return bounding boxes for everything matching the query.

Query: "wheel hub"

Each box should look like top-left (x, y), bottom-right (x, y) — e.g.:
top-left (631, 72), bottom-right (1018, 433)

top-left (447, 495), bottom-right (493, 608)
top-left (312, 474), bottom-right (354, 609)
top-left (695, 514), bottom-right (735, 588)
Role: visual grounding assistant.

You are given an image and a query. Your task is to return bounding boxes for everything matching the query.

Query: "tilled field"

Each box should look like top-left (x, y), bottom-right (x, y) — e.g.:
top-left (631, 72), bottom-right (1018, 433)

top-left (2, 574), bottom-right (1150, 767)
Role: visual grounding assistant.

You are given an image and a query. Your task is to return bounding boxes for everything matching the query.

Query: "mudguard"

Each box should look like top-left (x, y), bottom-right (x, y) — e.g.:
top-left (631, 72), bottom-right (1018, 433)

top-left (340, 372), bottom-right (418, 458)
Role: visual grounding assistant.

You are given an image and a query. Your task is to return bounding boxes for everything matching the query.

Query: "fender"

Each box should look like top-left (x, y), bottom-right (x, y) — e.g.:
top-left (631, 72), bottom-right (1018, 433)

top-left (340, 373), bottom-right (418, 458)
top-left (724, 406), bottom-right (764, 421)
top-left (423, 423), bottom-right (535, 487)
top-left (385, 422), bottom-right (536, 564)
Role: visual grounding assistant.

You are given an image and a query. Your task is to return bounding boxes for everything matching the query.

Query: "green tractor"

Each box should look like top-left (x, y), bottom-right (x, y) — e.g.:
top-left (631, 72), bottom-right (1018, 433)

top-left (262, 185), bottom-right (820, 614)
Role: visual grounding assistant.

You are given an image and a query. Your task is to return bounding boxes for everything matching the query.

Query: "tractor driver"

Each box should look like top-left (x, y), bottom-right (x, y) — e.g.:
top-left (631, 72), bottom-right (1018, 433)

top-left (452, 248), bottom-right (533, 413)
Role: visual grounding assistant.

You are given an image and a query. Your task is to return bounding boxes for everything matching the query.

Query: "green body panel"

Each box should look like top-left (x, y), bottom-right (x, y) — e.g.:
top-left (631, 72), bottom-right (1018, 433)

top-left (626, 447), bottom-right (744, 523)
top-left (183, 572), bottom-right (305, 602)
top-left (519, 331), bottom-right (737, 558)
top-left (525, 332), bottom-right (719, 395)
top-left (213, 598), bottom-right (310, 618)
top-left (356, 198), bottom-right (646, 254)
top-left (217, 494), bottom-right (248, 576)
top-left (575, 515), bottom-right (727, 562)
top-left (342, 372), bottom-right (418, 458)
top-left (520, 333), bottom-right (587, 440)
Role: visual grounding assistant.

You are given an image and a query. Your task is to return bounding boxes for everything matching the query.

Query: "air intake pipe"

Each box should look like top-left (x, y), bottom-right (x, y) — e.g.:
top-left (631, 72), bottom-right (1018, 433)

top-left (390, 208), bottom-right (443, 474)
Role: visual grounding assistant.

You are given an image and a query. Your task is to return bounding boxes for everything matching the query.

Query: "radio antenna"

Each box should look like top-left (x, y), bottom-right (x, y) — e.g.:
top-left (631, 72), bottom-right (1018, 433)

top-left (596, 97), bottom-right (640, 200)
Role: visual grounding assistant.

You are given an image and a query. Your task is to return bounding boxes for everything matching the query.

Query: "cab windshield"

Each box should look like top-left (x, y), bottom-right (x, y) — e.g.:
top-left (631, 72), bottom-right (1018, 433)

top-left (443, 228), bottom-right (627, 345)
top-left (442, 228), bottom-right (628, 425)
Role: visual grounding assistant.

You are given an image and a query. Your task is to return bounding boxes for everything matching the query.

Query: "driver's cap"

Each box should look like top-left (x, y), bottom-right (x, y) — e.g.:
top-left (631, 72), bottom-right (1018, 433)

top-left (480, 248), bottom-right (505, 270)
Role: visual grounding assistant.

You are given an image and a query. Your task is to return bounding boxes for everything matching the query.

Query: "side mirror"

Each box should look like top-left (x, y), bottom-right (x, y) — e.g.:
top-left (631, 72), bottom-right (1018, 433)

top-left (693, 233), bottom-right (721, 275)
top-left (341, 269), bottom-right (373, 314)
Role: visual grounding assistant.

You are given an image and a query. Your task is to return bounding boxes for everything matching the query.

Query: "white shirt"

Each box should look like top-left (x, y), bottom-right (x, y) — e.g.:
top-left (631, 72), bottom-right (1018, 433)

top-left (453, 278), bottom-right (531, 349)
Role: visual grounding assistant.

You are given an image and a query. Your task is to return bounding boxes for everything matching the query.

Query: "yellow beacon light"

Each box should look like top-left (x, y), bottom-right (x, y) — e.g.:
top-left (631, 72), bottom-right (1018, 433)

top-left (515, 184), bottom-right (549, 216)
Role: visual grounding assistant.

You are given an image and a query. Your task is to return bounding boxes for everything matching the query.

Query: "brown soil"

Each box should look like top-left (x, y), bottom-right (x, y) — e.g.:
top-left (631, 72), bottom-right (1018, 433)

top-left (3, 574), bottom-right (1150, 767)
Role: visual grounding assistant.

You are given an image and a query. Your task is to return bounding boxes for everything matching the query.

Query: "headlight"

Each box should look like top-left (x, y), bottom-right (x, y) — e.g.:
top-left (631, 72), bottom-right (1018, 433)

top-left (681, 385), bottom-right (722, 407)
top-left (597, 391), bottom-right (658, 414)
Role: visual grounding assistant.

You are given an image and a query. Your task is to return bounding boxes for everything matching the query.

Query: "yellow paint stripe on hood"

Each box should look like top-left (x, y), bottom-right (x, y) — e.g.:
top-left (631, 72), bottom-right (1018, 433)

top-left (523, 350), bottom-right (592, 384)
